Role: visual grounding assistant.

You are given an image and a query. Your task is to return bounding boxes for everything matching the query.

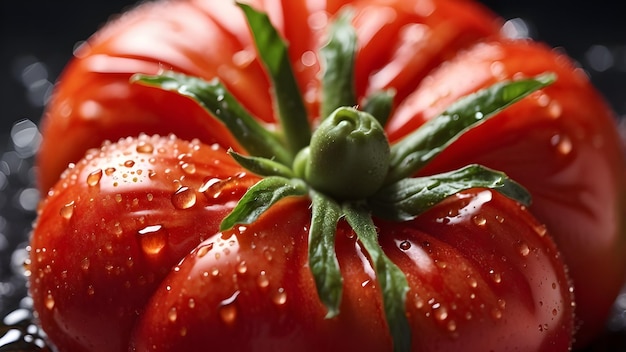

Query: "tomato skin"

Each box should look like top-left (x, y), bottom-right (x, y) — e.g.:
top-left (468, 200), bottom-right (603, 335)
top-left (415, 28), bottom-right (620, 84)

top-left (30, 0), bottom-right (625, 349)
top-left (35, 0), bottom-right (501, 193)
top-left (28, 134), bottom-right (260, 352)
top-left (129, 189), bottom-right (572, 352)
top-left (386, 39), bottom-right (626, 346)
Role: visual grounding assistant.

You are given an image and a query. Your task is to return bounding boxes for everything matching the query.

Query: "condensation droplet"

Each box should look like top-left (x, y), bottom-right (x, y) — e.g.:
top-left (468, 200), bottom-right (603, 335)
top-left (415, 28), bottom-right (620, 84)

top-left (60, 201), bottom-right (75, 220)
top-left (489, 270), bottom-right (502, 284)
top-left (237, 261), bottom-right (247, 274)
top-left (472, 215), bottom-right (487, 226)
top-left (399, 240), bottom-right (411, 250)
top-left (519, 242), bottom-right (530, 256)
top-left (124, 160), bottom-right (135, 168)
top-left (273, 288), bottom-right (287, 306)
top-left (105, 167), bottom-right (116, 176)
top-left (218, 291), bottom-right (240, 325)
top-left (197, 243), bottom-right (213, 258)
top-left (551, 134), bottom-right (573, 156)
top-left (181, 163), bottom-right (196, 175)
top-left (136, 141), bottom-right (155, 154)
top-left (188, 298), bottom-right (196, 309)
top-left (138, 225), bottom-right (168, 255)
top-left (434, 306), bottom-right (448, 321)
top-left (172, 186), bottom-right (197, 209)
top-left (534, 224), bottom-right (547, 237)
top-left (45, 292), bottom-right (55, 310)
top-left (257, 271), bottom-right (269, 288)
top-left (87, 169), bottom-right (103, 187)
top-left (168, 306), bottom-right (178, 323)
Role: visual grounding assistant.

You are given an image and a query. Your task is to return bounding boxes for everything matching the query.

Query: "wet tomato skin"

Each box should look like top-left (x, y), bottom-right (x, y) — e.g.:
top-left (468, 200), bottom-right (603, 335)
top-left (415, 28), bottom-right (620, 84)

top-left (28, 134), bottom-right (260, 352)
top-left (29, 0), bottom-right (626, 350)
top-left (35, 0), bottom-right (502, 194)
top-left (129, 190), bottom-right (573, 352)
top-left (386, 39), bottom-right (626, 345)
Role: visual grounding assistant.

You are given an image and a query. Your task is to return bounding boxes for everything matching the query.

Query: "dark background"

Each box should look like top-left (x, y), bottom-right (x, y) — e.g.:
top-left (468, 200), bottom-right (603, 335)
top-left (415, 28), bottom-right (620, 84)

top-left (0, 0), bottom-right (625, 350)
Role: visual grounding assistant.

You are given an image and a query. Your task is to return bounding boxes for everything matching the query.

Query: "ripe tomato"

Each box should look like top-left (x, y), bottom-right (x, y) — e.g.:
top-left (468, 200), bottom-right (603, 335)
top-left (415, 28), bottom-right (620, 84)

top-left (30, 134), bottom-right (574, 351)
top-left (130, 190), bottom-right (573, 352)
top-left (31, 0), bottom-right (625, 350)
top-left (29, 134), bottom-right (261, 351)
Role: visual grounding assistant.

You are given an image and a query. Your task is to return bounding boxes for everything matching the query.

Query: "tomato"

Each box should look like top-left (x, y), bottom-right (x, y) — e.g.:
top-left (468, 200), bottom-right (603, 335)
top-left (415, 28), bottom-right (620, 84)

top-left (28, 134), bottom-right (261, 351)
top-left (129, 190), bottom-right (572, 352)
top-left (29, 132), bottom-right (574, 351)
top-left (30, 0), bottom-right (626, 350)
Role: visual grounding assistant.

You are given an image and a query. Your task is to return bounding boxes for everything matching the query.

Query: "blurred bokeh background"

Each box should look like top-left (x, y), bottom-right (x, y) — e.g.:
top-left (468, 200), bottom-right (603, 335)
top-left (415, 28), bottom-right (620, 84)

top-left (1, 0), bottom-right (625, 350)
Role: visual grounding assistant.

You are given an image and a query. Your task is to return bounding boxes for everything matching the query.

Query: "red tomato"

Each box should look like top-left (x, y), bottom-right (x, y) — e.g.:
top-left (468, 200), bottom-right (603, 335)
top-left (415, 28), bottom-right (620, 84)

top-left (29, 133), bottom-right (574, 351)
top-left (29, 134), bottom-right (260, 351)
top-left (31, 0), bottom-right (625, 350)
top-left (129, 191), bottom-right (573, 352)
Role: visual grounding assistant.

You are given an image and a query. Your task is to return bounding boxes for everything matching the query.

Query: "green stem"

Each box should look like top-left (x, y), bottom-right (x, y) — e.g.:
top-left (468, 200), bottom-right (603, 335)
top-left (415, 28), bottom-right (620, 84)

top-left (238, 2), bottom-right (311, 158)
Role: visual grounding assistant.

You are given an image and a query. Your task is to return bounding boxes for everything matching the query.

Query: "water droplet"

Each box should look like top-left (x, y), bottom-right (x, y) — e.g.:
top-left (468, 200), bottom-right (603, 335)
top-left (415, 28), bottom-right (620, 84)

top-left (136, 141), bottom-right (154, 154)
top-left (491, 308), bottom-right (503, 320)
top-left (489, 270), bottom-right (502, 284)
top-left (300, 50), bottom-right (317, 67)
top-left (538, 323), bottom-right (549, 332)
top-left (273, 288), bottom-right (287, 306)
top-left (172, 186), bottom-right (196, 209)
top-left (519, 242), bottom-right (530, 256)
top-left (138, 225), bottom-right (168, 255)
top-left (45, 292), bottom-right (55, 310)
top-left (534, 224), bottom-right (547, 237)
top-left (257, 271), bottom-right (269, 288)
top-left (472, 215), bottom-right (487, 226)
top-left (434, 306), bottom-right (448, 321)
top-left (168, 307), bottom-right (178, 323)
top-left (399, 240), bottom-right (411, 250)
top-left (60, 201), bottom-right (75, 220)
top-left (237, 261), bottom-right (247, 274)
top-left (87, 169), bottom-right (103, 187)
top-left (447, 320), bottom-right (457, 332)
top-left (87, 285), bottom-right (95, 296)
top-left (551, 134), bottom-right (572, 155)
top-left (188, 298), bottom-right (196, 309)
top-left (197, 243), bottom-right (213, 258)
top-left (467, 276), bottom-right (478, 288)
top-left (218, 291), bottom-right (240, 325)
top-left (80, 257), bottom-right (90, 272)
top-left (181, 163), bottom-right (196, 175)
top-left (105, 167), bottom-right (116, 176)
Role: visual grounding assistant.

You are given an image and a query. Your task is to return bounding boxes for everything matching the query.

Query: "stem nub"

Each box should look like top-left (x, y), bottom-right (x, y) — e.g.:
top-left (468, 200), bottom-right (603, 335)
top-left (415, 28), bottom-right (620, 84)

top-left (294, 107), bottom-right (390, 200)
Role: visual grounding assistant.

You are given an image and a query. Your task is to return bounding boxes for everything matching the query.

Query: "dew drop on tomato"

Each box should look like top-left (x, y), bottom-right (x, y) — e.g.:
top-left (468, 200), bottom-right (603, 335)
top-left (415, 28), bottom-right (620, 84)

top-left (86, 169), bottom-right (103, 187)
top-left (257, 270), bottom-right (269, 288)
top-left (168, 307), bottom-right (177, 323)
top-left (171, 186), bottom-right (196, 209)
top-left (273, 288), bottom-right (287, 306)
top-left (136, 141), bottom-right (155, 154)
top-left (218, 291), bottom-right (240, 326)
top-left (137, 225), bottom-right (168, 255)
top-left (59, 201), bottom-right (74, 220)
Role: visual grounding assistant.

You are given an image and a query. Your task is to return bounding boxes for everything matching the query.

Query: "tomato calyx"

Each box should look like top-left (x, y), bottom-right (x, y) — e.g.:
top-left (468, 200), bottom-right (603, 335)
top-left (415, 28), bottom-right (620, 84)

top-left (131, 3), bottom-right (555, 350)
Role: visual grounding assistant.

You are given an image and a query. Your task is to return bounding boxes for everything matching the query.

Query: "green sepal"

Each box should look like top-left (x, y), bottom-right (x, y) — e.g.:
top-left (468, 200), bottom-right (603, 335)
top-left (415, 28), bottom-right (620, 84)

top-left (131, 71), bottom-right (291, 165)
top-left (228, 149), bottom-right (295, 178)
top-left (370, 164), bottom-right (531, 221)
top-left (320, 8), bottom-right (357, 119)
top-left (343, 203), bottom-right (411, 352)
top-left (237, 2), bottom-right (311, 156)
top-left (220, 176), bottom-right (308, 231)
top-left (386, 73), bottom-right (556, 183)
top-left (309, 190), bottom-right (344, 318)
top-left (362, 89), bottom-right (396, 128)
